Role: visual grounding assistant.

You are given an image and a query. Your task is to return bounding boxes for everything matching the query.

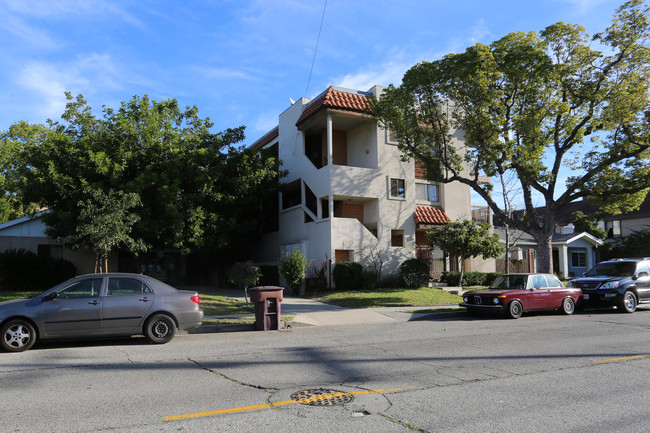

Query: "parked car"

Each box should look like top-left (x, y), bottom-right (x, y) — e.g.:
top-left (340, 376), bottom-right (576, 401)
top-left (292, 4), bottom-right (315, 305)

top-left (0, 273), bottom-right (204, 352)
top-left (460, 273), bottom-right (582, 319)
top-left (568, 258), bottom-right (650, 313)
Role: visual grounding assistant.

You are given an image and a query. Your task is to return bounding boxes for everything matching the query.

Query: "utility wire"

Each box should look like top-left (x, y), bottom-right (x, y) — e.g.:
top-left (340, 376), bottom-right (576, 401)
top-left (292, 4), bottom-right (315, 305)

top-left (306, 0), bottom-right (328, 97)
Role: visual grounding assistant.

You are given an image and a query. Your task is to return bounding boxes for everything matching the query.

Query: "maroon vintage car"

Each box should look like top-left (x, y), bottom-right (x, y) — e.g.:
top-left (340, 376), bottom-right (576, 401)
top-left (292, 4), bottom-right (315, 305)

top-left (460, 273), bottom-right (582, 319)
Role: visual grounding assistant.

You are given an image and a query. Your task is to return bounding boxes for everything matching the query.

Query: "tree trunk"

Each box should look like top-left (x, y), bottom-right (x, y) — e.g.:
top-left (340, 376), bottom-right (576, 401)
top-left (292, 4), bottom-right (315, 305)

top-left (535, 234), bottom-right (553, 273)
top-left (459, 257), bottom-right (465, 287)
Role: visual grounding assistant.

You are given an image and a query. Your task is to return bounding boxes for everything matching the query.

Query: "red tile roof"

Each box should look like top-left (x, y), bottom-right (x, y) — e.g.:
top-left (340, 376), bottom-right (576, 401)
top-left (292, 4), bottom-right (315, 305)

top-left (414, 206), bottom-right (451, 225)
top-left (250, 127), bottom-right (279, 150)
top-left (296, 87), bottom-right (370, 127)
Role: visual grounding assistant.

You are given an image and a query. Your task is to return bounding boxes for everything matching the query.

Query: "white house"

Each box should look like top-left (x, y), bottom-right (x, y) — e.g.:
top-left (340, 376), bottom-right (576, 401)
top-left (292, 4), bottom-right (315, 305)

top-left (0, 212), bottom-right (105, 273)
top-left (248, 85), bottom-right (490, 281)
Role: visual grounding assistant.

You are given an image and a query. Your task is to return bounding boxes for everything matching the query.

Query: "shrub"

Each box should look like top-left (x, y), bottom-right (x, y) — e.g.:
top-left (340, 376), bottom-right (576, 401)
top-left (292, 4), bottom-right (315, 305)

top-left (332, 261), bottom-right (363, 290)
top-left (258, 265), bottom-right (280, 286)
top-left (440, 271), bottom-right (501, 286)
top-left (379, 272), bottom-right (403, 288)
top-left (360, 268), bottom-right (380, 290)
top-left (0, 248), bottom-right (77, 291)
top-left (399, 258), bottom-right (430, 288)
top-left (279, 249), bottom-right (307, 295)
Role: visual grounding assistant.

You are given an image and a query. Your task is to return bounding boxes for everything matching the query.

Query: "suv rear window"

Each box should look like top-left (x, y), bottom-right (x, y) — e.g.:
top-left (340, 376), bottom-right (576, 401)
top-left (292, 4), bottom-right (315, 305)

top-left (585, 262), bottom-right (636, 277)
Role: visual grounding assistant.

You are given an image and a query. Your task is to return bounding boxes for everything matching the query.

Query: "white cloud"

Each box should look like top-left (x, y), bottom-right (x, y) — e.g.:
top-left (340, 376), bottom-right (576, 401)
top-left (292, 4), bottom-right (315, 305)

top-left (334, 60), bottom-right (412, 91)
top-left (17, 63), bottom-right (68, 120)
top-left (16, 53), bottom-right (129, 121)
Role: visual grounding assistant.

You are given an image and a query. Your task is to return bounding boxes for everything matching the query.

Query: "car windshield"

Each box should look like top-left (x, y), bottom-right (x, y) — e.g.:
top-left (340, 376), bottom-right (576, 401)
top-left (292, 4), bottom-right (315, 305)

top-left (585, 262), bottom-right (636, 277)
top-left (490, 275), bottom-right (528, 290)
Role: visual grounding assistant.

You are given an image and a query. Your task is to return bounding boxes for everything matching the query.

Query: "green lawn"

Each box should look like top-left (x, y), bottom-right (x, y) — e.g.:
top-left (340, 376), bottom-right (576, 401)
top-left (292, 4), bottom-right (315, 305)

top-left (311, 287), bottom-right (462, 308)
top-left (198, 294), bottom-right (254, 316)
top-left (0, 290), bottom-right (41, 302)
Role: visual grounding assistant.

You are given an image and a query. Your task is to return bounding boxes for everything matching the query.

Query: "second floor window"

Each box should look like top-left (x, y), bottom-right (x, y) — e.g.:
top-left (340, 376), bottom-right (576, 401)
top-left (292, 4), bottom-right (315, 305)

top-left (416, 183), bottom-right (438, 202)
top-left (605, 220), bottom-right (621, 238)
top-left (390, 178), bottom-right (406, 198)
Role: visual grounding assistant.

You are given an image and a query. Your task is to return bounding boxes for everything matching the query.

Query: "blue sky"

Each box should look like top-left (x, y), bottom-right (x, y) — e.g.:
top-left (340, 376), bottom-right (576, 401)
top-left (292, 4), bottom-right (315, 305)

top-left (0, 0), bottom-right (628, 145)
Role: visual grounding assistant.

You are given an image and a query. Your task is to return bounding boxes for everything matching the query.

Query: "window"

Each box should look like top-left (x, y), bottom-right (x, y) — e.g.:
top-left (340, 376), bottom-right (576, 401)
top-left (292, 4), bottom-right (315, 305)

top-left (386, 129), bottom-right (399, 144)
top-left (390, 178), bottom-right (405, 198)
top-left (531, 275), bottom-right (548, 288)
top-left (571, 251), bottom-right (586, 268)
top-left (416, 183), bottom-right (438, 202)
top-left (605, 220), bottom-right (621, 238)
top-left (107, 278), bottom-right (152, 296)
top-left (56, 278), bottom-right (102, 299)
top-left (544, 275), bottom-right (563, 288)
top-left (391, 229), bottom-right (404, 247)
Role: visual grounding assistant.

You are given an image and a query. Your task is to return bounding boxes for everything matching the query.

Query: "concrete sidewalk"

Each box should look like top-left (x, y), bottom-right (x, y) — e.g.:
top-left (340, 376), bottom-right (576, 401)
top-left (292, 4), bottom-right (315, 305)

top-left (201, 289), bottom-right (461, 328)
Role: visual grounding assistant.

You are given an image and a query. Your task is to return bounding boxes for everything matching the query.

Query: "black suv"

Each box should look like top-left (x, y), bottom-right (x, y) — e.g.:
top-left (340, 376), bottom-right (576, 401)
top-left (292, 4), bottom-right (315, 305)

top-left (569, 258), bottom-right (650, 313)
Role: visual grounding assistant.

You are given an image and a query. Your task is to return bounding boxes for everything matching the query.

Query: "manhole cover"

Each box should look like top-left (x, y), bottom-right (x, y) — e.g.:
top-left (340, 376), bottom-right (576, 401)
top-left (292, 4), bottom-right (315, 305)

top-left (290, 388), bottom-right (354, 406)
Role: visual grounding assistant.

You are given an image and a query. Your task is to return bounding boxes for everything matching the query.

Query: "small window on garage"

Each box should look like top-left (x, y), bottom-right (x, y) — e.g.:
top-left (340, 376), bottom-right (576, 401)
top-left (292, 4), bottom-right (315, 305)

top-left (391, 230), bottom-right (404, 247)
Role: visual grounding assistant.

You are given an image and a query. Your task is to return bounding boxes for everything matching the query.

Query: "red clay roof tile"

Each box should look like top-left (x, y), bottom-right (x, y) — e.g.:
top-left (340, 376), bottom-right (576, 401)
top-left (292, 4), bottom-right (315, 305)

top-left (414, 206), bottom-right (451, 225)
top-left (296, 87), bottom-right (370, 127)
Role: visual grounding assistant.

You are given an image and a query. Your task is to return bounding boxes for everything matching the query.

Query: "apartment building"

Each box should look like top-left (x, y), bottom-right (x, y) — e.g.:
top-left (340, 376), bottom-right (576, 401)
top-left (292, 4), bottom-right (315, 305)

top-left (249, 85), bottom-right (484, 280)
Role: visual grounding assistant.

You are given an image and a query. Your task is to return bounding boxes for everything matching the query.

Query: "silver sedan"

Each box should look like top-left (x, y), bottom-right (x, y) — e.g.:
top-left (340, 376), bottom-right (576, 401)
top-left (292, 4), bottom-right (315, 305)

top-left (0, 273), bottom-right (204, 352)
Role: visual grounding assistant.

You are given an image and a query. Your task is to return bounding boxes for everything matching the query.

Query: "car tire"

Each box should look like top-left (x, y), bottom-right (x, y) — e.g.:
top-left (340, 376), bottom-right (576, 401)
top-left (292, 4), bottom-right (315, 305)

top-left (507, 300), bottom-right (523, 319)
top-left (1, 319), bottom-right (37, 352)
top-left (145, 314), bottom-right (176, 344)
top-left (561, 297), bottom-right (575, 315)
top-left (619, 291), bottom-right (637, 313)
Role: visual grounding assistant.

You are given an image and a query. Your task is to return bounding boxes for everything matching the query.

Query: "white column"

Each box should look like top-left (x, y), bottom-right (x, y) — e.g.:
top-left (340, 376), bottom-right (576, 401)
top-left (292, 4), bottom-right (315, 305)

top-left (559, 245), bottom-right (569, 279)
top-left (327, 113), bottom-right (334, 260)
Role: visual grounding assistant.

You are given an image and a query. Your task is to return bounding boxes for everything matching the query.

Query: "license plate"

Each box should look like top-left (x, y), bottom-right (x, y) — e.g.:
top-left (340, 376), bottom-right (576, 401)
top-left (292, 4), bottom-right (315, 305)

top-left (583, 294), bottom-right (589, 300)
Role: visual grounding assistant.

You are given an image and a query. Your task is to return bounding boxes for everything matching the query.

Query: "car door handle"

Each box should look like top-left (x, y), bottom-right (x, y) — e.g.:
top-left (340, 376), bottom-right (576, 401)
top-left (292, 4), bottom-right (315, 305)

top-left (139, 298), bottom-right (150, 302)
top-left (88, 300), bottom-right (100, 305)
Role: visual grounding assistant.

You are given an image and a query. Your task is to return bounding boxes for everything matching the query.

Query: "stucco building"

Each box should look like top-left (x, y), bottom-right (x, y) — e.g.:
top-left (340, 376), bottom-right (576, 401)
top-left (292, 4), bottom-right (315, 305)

top-left (248, 85), bottom-right (490, 282)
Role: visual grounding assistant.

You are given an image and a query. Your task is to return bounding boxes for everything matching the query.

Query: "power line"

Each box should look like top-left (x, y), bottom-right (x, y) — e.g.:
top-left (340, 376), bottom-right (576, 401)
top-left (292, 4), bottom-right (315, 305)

top-left (305, 0), bottom-right (328, 97)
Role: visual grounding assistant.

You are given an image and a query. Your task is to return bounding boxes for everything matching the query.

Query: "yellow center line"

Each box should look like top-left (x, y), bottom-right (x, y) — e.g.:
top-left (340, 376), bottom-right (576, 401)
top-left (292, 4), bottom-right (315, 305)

top-left (164, 387), bottom-right (412, 421)
top-left (593, 354), bottom-right (650, 364)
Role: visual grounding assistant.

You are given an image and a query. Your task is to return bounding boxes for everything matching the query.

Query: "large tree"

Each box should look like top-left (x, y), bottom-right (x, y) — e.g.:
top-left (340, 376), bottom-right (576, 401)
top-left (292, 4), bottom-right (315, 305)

top-left (4, 93), bottom-right (281, 270)
top-left (369, 0), bottom-right (650, 273)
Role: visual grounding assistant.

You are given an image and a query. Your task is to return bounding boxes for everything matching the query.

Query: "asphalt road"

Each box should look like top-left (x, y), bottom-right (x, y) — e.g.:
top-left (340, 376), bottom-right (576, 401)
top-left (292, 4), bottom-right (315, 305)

top-left (2, 308), bottom-right (650, 433)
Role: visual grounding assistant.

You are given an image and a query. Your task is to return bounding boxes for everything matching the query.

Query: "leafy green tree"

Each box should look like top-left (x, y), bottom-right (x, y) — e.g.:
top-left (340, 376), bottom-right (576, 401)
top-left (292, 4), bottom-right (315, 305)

top-left (228, 261), bottom-right (261, 303)
top-left (4, 93), bottom-right (282, 271)
top-left (604, 227), bottom-right (650, 258)
top-left (426, 220), bottom-right (504, 287)
top-left (71, 187), bottom-right (146, 273)
top-left (369, 0), bottom-right (650, 273)
top-left (279, 249), bottom-right (307, 296)
top-left (572, 211), bottom-right (608, 239)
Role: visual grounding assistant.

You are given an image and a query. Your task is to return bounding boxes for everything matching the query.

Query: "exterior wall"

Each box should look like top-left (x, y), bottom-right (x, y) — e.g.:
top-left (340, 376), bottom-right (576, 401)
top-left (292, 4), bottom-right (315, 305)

top-left (620, 216), bottom-right (650, 237)
top-left (0, 216), bottom-right (117, 274)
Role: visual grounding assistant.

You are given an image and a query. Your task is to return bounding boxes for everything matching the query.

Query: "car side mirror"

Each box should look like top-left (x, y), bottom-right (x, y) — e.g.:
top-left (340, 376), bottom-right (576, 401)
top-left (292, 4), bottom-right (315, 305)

top-left (46, 292), bottom-right (58, 301)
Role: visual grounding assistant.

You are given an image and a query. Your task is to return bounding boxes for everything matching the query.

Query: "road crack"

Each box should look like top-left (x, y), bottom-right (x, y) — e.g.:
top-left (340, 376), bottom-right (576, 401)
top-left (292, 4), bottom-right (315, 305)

top-left (188, 358), bottom-right (278, 392)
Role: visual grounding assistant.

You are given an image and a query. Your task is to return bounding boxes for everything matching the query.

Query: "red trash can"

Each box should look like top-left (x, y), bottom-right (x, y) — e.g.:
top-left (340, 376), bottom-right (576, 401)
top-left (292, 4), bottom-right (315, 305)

top-left (248, 286), bottom-right (284, 330)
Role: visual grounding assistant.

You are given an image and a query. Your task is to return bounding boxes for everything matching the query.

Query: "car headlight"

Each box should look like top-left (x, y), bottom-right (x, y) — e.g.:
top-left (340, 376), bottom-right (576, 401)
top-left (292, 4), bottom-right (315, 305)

top-left (492, 298), bottom-right (499, 304)
top-left (599, 281), bottom-right (619, 290)
top-left (463, 296), bottom-right (468, 303)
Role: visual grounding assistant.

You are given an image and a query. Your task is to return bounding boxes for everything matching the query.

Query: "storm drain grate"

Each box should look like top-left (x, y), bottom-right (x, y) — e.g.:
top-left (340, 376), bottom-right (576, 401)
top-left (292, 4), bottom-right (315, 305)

top-left (290, 388), bottom-right (354, 406)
